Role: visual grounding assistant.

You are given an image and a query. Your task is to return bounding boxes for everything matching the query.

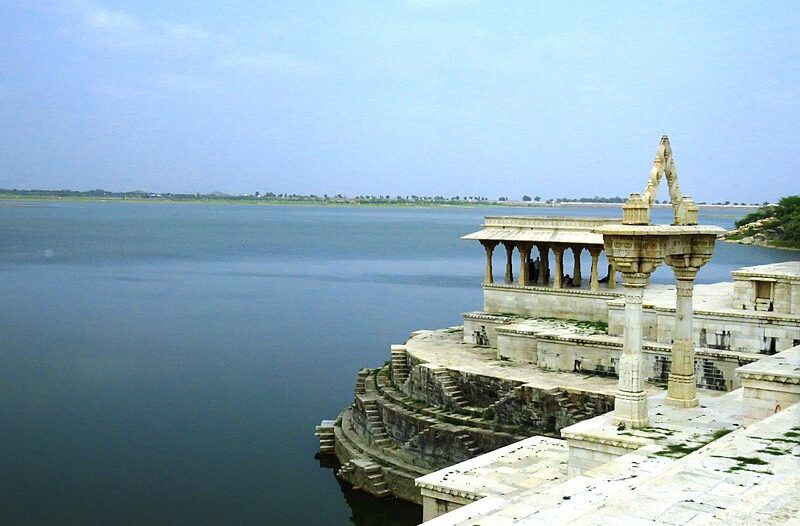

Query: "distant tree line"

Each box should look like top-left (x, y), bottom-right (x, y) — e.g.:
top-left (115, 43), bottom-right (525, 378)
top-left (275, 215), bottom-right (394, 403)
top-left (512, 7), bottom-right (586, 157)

top-left (0, 189), bottom-right (772, 209)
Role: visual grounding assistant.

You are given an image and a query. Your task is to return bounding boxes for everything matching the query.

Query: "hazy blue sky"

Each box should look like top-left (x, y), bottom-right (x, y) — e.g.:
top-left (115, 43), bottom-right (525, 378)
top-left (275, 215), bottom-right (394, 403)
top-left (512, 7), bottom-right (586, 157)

top-left (1, 1), bottom-right (798, 201)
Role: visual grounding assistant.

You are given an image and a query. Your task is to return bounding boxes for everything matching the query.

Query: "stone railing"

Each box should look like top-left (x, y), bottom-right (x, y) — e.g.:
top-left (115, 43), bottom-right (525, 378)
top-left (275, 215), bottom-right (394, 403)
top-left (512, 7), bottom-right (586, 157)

top-left (483, 216), bottom-right (622, 231)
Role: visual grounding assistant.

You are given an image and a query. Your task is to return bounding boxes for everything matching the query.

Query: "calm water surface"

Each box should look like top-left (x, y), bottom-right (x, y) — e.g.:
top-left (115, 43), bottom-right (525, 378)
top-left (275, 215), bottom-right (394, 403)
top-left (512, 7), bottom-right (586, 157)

top-left (1, 202), bottom-right (797, 525)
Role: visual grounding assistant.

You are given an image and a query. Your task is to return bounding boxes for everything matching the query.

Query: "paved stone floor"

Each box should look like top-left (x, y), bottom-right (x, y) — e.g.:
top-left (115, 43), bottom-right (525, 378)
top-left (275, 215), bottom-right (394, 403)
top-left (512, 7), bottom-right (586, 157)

top-left (419, 391), bottom-right (800, 525)
top-left (407, 328), bottom-right (673, 397)
top-left (640, 282), bottom-right (738, 313)
top-left (416, 436), bottom-right (569, 502)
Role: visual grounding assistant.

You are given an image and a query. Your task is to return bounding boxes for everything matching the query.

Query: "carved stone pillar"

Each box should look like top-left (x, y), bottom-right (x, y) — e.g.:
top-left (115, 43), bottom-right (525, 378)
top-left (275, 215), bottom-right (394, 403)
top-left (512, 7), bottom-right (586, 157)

top-left (607, 263), bottom-right (617, 289)
top-left (553, 246), bottom-right (564, 289)
top-left (572, 245), bottom-right (583, 287)
top-left (480, 240), bottom-right (499, 284)
top-left (598, 233), bottom-right (664, 429)
top-left (614, 272), bottom-right (651, 428)
top-left (538, 244), bottom-right (550, 285)
top-left (518, 242), bottom-right (532, 286)
top-left (665, 269), bottom-right (698, 407)
top-left (502, 242), bottom-right (514, 284)
top-left (663, 239), bottom-right (715, 407)
top-left (588, 247), bottom-right (602, 291)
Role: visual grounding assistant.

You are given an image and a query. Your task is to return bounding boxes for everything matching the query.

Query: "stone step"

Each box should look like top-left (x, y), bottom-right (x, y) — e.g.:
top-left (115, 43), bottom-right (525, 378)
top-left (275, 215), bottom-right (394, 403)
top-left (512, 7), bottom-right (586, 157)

top-left (369, 364), bottom-right (528, 442)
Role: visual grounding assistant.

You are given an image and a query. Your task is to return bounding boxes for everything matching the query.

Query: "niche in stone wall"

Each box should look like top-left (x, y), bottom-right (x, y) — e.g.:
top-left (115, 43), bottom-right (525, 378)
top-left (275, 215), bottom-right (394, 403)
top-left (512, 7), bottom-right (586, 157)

top-left (761, 335), bottom-right (777, 355)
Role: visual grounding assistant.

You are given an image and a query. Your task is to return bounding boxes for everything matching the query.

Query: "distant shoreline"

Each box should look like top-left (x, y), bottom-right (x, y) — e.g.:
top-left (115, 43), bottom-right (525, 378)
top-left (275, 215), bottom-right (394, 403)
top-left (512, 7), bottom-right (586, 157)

top-left (0, 195), bottom-right (761, 211)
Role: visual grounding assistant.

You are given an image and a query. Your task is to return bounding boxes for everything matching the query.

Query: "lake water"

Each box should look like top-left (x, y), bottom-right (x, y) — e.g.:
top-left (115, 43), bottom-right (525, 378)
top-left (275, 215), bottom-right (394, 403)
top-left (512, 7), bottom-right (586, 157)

top-left (1, 202), bottom-right (797, 525)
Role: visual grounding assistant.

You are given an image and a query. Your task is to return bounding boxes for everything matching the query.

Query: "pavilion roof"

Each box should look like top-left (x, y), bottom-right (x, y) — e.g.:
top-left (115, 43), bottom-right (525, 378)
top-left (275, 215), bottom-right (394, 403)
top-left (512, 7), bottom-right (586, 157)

top-left (462, 216), bottom-right (621, 247)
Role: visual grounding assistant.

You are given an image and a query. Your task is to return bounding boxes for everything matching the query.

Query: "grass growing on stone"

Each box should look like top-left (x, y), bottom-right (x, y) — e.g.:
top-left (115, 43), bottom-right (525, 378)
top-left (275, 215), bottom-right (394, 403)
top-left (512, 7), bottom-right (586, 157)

top-left (712, 455), bottom-right (773, 475)
top-left (711, 428), bottom-right (734, 440)
top-left (715, 455), bottom-right (769, 465)
top-left (726, 465), bottom-right (774, 475)
top-left (654, 443), bottom-right (705, 457)
top-left (759, 446), bottom-right (789, 456)
top-left (537, 317), bottom-right (608, 334)
top-left (624, 426), bottom-right (678, 440)
top-left (573, 320), bottom-right (609, 332)
top-left (653, 428), bottom-right (734, 458)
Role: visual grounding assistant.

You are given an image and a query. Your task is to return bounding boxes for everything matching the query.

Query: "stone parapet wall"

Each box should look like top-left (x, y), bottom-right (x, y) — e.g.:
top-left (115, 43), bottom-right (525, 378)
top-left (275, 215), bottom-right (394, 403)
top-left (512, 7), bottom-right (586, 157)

top-left (535, 334), bottom-right (752, 392)
top-left (483, 285), bottom-right (617, 322)
top-left (608, 302), bottom-right (800, 354)
top-left (737, 346), bottom-right (800, 421)
top-left (462, 312), bottom-right (515, 347)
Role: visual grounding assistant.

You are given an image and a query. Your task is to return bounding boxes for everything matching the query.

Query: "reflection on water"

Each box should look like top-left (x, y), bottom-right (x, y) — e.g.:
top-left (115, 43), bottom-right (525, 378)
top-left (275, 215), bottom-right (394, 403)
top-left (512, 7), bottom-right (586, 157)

top-left (318, 456), bottom-right (423, 526)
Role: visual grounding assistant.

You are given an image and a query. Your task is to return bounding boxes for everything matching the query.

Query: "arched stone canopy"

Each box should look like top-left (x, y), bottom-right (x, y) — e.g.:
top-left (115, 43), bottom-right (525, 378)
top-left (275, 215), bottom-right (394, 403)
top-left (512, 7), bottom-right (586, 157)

top-left (597, 136), bottom-right (724, 428)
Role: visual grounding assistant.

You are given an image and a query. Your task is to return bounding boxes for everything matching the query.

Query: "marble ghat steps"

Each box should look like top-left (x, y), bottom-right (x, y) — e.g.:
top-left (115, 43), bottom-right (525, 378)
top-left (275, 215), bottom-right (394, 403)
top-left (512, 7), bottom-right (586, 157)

top-left (390, 346), bottom-right (410, 384)
top-left (335, 408), bottom-right (429, 500)
top-left (356, 365), bottom-right (528, 468)
top-left (314, 420), bottom-right (336, 455)
top-left (371, 364), bottom-right (530, 440)
top-left (552, 389), bottom-right (595, 422)
top-left (432, 368), bottom-right (470, 409)
top-left (362, 399), bottom-right (393, 448)
top-left (336, 459), bottom-right (391, 498)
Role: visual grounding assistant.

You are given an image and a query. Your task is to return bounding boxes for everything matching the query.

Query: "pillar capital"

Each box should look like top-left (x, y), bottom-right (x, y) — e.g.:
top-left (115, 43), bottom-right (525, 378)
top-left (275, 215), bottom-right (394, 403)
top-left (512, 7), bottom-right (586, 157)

top-left (664, 254), bottom-right (704, 280)
top-left (516, 241), bottom-right (533, 253)
top-left (619, 271), bottom-right (652, 289)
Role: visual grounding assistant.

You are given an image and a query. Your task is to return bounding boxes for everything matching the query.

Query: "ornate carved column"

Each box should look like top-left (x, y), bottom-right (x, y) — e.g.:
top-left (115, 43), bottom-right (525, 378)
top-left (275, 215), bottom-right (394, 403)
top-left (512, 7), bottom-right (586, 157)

top-left (615, 271), bottom-right (652, 428)
top-left (538, 244), bottom-right (550, 285)
top-left (572, 245), bottom-right (583, 286)
top-left (598, 232), bottom-right (664, 429)
top-left (502, 242), bottom-right (514, 284)
top-left (665, 267), bottom-right (698, 407)
top-left (518, 242), bottom-right (532, 286)
top-left (553, 246), bottom-right (564, 289)
top-left (480, 240), bottom-right (499, 284)
top-left (588, 246), bottom-right (602, 291)
top-left (663, 235), bottom-right (715, 408)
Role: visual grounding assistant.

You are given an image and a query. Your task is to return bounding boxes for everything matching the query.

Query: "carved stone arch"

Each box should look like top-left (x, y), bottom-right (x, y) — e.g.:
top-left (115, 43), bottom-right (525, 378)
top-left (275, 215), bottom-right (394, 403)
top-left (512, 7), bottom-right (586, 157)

top-left (638, 135), bottom-right (698, 225)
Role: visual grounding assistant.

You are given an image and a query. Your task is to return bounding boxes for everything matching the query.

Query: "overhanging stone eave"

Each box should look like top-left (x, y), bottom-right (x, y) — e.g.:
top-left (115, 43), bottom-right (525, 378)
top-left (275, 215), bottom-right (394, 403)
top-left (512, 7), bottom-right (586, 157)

top-left (461, 228), bottom-right (606, 246)
top-left (593, 224), bottom-right (726, 236)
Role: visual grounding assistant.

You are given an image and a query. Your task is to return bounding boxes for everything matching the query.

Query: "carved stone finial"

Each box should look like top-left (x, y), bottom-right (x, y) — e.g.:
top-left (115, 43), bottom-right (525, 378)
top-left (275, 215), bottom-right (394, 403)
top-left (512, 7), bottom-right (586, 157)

top-left (622, 193), bottom-right (650, 225)
top-left (682, 196), bottom-right (699, 226)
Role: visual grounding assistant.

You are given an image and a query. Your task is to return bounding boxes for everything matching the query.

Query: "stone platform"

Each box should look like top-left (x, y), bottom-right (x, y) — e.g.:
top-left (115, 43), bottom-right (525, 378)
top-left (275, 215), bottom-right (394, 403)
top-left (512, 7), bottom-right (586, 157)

top-left (416, 347), bottom-right (800, 525)
top-left (322, 327), bottom-right (639, 503)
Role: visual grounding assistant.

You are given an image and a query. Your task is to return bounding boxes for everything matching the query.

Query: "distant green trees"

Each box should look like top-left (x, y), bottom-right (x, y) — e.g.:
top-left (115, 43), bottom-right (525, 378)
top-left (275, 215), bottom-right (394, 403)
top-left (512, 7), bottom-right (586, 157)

top-left (735, 195), bottom-right (800, 246)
